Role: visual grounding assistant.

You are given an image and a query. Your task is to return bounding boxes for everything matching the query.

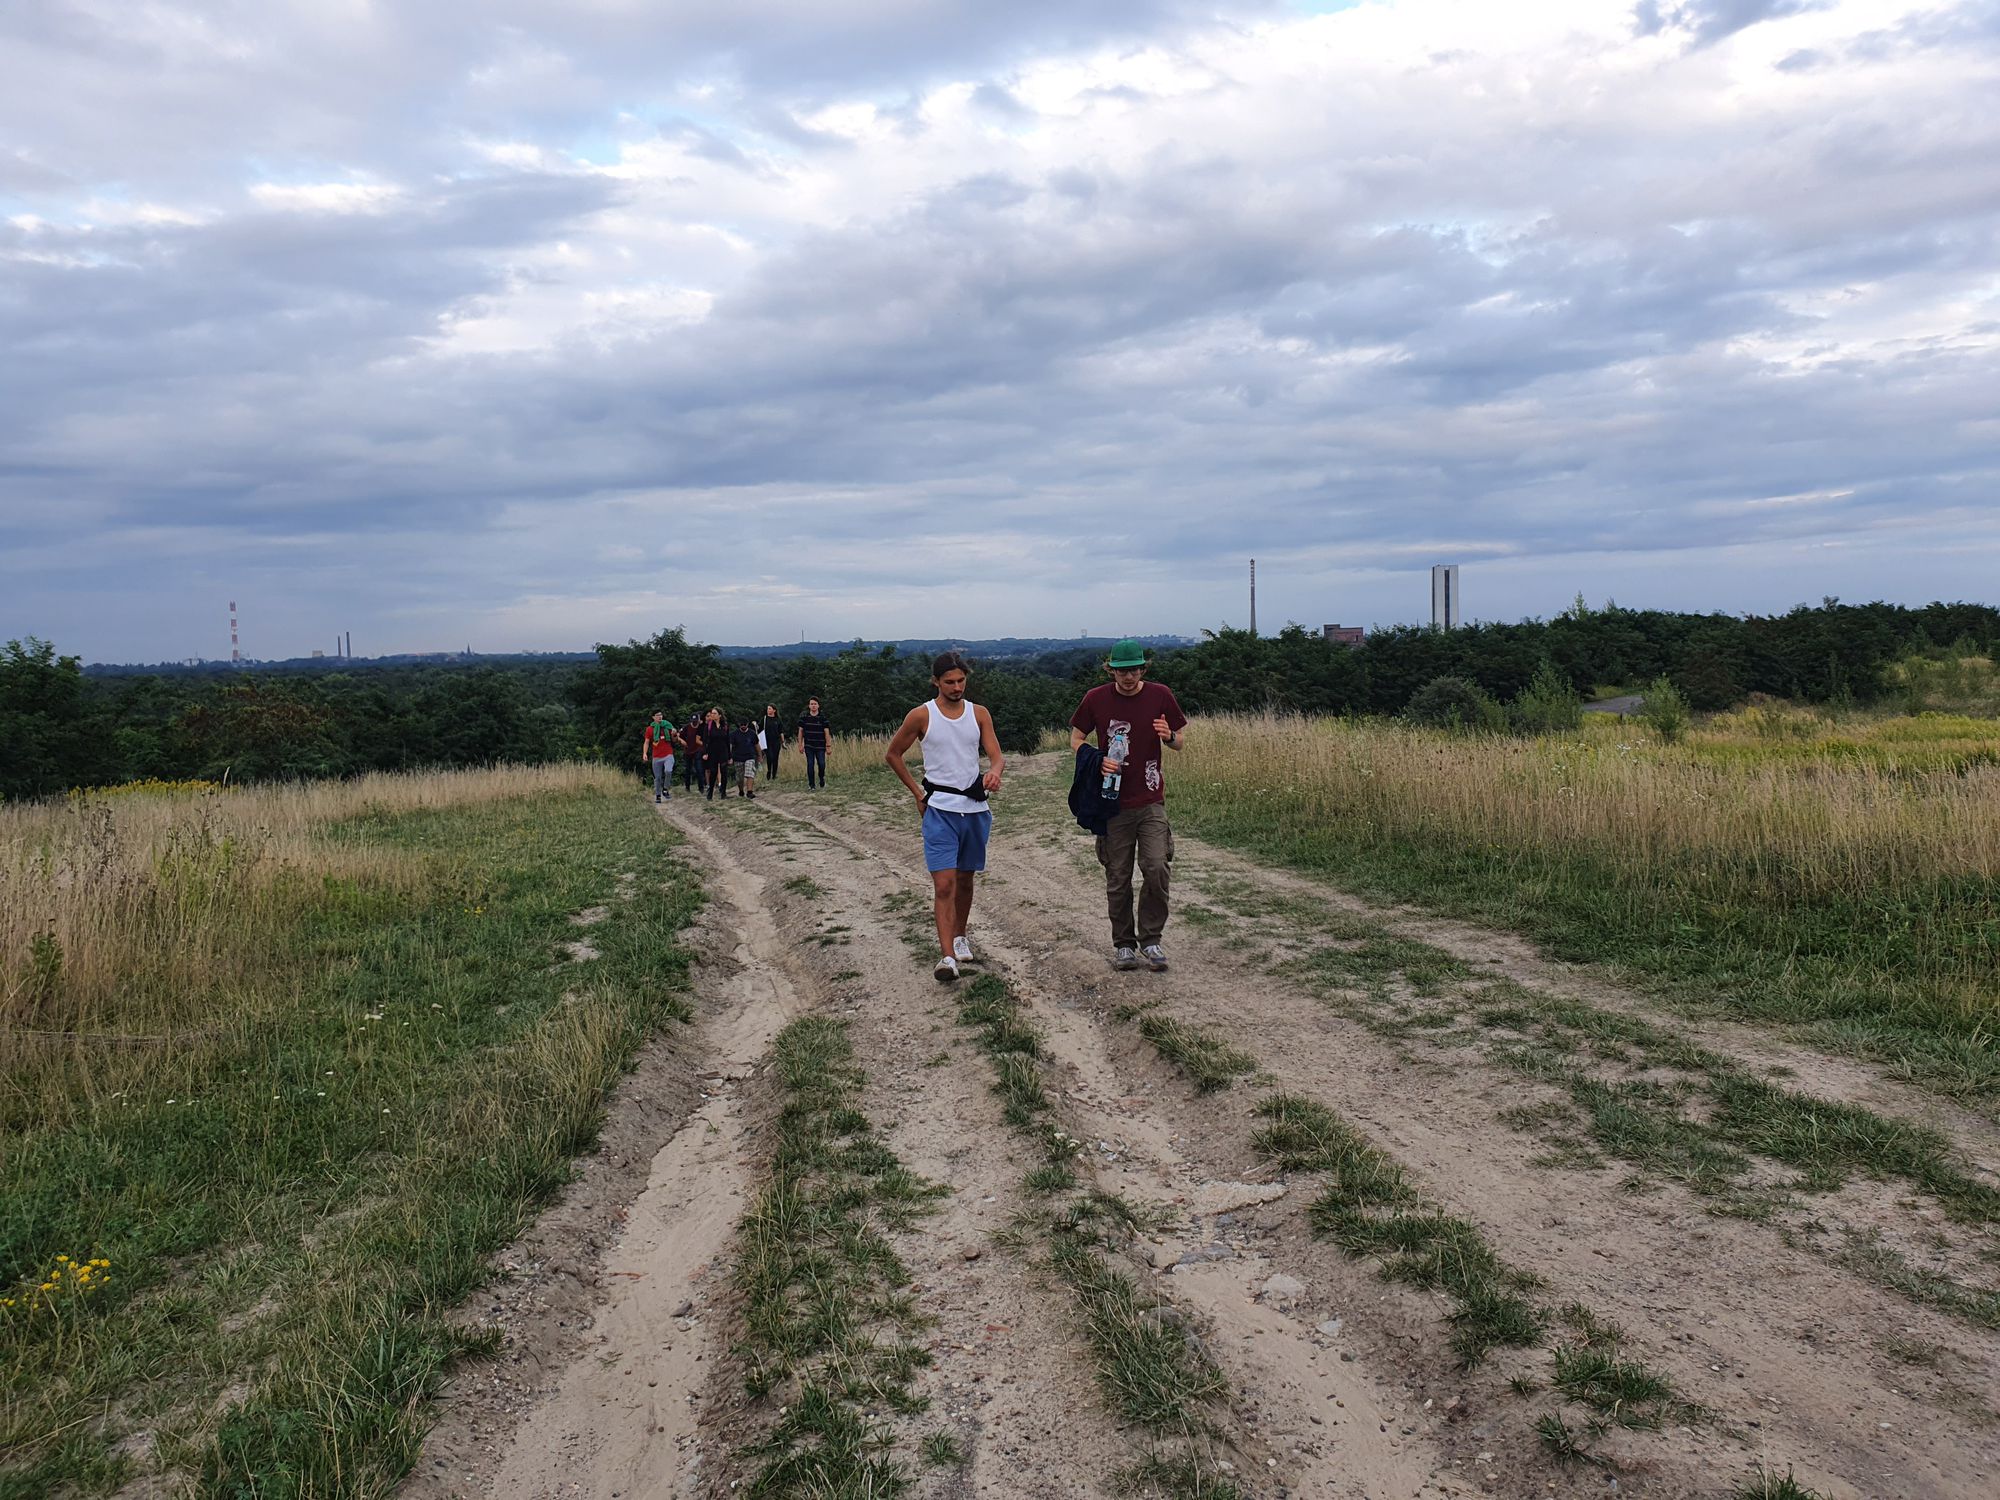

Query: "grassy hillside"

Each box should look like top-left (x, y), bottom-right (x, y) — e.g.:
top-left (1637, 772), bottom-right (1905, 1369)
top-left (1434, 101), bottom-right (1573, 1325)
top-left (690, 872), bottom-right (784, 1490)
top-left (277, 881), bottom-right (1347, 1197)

top-left (1, 766), bottom-right (701, 1498)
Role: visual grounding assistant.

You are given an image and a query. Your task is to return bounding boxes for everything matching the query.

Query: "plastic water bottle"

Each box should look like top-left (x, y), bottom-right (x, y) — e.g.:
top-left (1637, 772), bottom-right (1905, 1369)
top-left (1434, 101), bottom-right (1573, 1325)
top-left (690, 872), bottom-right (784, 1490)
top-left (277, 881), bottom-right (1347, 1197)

top-left (1103, 727), bottom-right (1128, 797)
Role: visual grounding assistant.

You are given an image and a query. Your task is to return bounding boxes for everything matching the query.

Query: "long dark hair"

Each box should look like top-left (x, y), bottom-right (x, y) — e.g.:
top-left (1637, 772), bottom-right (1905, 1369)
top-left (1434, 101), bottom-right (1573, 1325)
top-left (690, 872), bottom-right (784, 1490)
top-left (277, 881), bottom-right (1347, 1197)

top-left (931, 649), bottom-right (969, 678)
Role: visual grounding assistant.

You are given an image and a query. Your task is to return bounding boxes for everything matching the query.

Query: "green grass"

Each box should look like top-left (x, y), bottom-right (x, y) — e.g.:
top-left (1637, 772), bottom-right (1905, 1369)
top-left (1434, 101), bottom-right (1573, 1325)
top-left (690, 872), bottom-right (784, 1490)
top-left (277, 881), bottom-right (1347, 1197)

top-left (919, 1429), bottom-right (964, 1469)
top-left (1549, 1345), bottom-right (1680, 1429)
top-left (732, 1017), bottom-right (953, 1493)
top-left (1734, 1467), bottom-right (1829, 1499)
top-left (1, 784), bottom-right (702, 1498)
top-left (1533, 1412), bottom-right (1589, 1464)
top-left (1131, 1013), bottom-right (1258, 1093)
top-left (1117, 1451), bottom-right (1244, 1499)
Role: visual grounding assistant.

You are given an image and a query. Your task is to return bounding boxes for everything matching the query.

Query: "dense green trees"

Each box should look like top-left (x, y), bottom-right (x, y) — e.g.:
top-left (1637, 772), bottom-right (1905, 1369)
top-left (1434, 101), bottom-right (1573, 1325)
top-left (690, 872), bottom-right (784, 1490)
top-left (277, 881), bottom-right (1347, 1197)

top-left (5, 598), bottom-right (1994, 801)
top-left (2, 639), bottom-right (108, 801)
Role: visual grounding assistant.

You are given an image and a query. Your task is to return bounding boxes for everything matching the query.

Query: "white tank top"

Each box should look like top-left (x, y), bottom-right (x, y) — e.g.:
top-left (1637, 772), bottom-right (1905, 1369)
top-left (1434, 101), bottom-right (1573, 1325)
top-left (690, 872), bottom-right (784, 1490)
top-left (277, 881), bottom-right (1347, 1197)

top-left (921, 699), bottom-right (986, 814)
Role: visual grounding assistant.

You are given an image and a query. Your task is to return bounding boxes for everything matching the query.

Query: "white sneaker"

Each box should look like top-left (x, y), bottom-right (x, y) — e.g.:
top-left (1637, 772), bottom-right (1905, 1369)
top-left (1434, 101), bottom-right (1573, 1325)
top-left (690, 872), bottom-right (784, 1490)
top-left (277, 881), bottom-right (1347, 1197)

top-left (933, 955), bottom-right (960, 984)
top-left (952, 935), bottom-right (974, 963)
top-left (1112, 946), bottom-right (1139, 971)
top-left (1141, 944), bottom-right (1169, 971)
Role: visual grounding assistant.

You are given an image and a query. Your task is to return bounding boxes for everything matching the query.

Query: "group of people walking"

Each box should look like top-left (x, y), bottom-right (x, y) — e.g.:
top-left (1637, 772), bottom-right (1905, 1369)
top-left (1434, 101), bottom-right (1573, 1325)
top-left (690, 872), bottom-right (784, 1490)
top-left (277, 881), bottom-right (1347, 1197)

top-left (640, 640), bottom-right (1186, 981)
top-left (641, 699), bottom-right (833, 802)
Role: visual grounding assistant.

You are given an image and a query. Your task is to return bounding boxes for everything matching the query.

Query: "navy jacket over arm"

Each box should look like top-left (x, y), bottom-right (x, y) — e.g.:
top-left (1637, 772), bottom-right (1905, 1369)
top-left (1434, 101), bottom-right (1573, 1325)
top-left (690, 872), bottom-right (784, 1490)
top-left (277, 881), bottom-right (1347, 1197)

top-left (1068, 745), bottom-right (1122, 836)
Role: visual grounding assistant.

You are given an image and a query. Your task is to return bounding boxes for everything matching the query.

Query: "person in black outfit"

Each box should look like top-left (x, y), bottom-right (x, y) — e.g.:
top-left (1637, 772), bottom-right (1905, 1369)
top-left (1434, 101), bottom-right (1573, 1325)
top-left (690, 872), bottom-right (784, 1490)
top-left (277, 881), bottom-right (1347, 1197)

top-left (763, 705), bottom-right (783, 781)
top-left (731, 718), bottom-right (761, 798)
top-left (796, 697), bottom-right (830, 788)
top-left (700, 707), bottom-right (731, 799)
top-left (678, 716), bottom-right (701, 791)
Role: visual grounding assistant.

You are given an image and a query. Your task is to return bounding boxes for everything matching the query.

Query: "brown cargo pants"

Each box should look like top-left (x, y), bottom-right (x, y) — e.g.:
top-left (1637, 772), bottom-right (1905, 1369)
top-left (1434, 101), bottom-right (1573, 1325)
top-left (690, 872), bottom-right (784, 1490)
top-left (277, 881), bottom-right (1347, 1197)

top-left (1096, 802), bottom-right (1174, 948)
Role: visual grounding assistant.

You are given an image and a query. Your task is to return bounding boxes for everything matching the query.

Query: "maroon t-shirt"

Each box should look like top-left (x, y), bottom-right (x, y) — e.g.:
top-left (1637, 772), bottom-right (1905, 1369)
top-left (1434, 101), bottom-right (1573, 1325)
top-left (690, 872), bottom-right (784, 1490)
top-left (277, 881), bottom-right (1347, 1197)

top-left (1069, 682), bottom-right (1188, 810)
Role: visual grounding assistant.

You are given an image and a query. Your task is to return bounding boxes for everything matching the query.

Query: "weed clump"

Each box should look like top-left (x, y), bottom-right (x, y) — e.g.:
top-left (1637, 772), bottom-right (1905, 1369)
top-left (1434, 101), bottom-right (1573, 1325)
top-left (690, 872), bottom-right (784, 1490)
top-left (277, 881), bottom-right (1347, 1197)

top-left (1133, 1013), bottom-right (1257, 1093)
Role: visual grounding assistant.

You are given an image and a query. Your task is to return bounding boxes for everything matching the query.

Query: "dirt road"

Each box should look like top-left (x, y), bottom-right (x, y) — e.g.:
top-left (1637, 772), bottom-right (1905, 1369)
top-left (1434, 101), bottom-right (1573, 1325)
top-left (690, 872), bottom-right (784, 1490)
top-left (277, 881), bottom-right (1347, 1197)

top-left (407, 756), bottom-right (2000, 1499)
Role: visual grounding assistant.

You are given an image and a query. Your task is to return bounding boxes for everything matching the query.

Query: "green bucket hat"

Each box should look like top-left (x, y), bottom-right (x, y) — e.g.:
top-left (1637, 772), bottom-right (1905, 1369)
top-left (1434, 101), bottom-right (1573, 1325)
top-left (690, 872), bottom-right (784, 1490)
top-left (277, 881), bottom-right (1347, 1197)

top-left (1107, 638), bottom-right (1148, 668)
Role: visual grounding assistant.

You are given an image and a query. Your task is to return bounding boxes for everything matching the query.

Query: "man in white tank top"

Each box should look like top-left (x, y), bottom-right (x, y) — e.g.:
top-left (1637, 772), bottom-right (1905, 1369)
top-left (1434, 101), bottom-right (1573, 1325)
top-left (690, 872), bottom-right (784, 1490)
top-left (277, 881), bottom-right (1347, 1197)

top-left (885, 650), bottom-right (1006, 983)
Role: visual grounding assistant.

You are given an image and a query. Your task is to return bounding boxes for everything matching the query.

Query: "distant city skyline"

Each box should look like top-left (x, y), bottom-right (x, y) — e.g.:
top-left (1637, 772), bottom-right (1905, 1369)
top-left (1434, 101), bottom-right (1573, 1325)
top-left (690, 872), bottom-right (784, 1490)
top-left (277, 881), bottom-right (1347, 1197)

top-left (6, 1), bottom-right (1997, 663)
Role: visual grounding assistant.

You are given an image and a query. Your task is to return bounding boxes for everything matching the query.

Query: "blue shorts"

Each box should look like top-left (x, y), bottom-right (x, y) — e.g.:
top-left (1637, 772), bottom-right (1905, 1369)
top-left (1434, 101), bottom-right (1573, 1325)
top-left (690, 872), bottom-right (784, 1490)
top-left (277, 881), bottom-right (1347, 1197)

top-left (922, 806), bottom-right (991, 874)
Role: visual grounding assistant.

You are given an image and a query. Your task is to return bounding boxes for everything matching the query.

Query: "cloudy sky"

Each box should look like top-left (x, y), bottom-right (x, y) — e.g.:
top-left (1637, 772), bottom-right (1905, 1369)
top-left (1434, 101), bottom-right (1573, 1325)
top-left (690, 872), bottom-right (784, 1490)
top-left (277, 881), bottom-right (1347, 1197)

top-left (3, 0), bottom-right (1996, 661)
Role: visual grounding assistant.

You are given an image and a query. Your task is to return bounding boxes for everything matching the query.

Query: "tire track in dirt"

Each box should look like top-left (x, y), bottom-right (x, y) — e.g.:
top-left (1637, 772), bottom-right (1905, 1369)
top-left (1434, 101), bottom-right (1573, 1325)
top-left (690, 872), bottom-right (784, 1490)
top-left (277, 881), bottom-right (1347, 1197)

top-left (757, 770), bottom-right (2000, 1500)
top-left (404, 827), bottom-right (806, 1500)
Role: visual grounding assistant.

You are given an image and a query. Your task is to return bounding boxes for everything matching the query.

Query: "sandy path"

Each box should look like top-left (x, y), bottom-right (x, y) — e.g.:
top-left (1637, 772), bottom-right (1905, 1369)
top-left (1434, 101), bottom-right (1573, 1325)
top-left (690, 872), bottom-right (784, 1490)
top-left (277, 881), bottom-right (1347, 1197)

top-left (402, 833), bottom-right (804, 1500)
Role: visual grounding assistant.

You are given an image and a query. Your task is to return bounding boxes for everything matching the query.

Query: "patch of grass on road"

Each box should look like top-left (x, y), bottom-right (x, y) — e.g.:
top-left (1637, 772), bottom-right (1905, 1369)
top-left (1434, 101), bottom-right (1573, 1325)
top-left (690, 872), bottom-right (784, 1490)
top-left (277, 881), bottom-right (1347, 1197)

top-left (1734, 1467), bottom-right (1829, 1499)
top-left (1251, 1091), bottom-right (1696, 1438)
top-left (733, 1016), bottom-right (952, 1495)
top-left (2, 768), bottom-right (700, 1499)
top-left (1252, 1094), bottom-right (1543, 1367)
top-left (1126, 1010), bottom-right (1258, 1093)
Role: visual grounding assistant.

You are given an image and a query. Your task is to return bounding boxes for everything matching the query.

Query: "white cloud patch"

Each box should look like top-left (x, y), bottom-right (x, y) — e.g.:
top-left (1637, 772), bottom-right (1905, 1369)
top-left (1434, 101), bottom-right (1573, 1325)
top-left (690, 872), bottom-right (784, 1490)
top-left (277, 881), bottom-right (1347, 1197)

top-left (249, 180), bottom-right (404, 214)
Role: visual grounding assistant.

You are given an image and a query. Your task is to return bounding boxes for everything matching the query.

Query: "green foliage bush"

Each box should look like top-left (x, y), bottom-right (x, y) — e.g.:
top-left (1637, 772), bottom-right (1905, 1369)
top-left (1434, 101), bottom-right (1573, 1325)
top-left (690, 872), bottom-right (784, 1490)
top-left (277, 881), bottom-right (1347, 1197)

top-left (1508, 662), bottom-right (1583, 735)
top-left (1640, 676), bottom-right (1691, 743)
top-left (1404, 676), bottom-right (1505, 733)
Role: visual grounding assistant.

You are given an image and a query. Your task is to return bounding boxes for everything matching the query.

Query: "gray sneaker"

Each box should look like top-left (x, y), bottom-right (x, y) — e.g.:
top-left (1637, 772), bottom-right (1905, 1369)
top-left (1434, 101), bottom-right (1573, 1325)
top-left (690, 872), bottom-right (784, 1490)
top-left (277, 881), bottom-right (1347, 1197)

top-left (1112, 946), bottom-right (1140, 971)
top-left (1141, 944), bottom-right (1169, 971)
top-left (934, 955), bottom-right (960, 984)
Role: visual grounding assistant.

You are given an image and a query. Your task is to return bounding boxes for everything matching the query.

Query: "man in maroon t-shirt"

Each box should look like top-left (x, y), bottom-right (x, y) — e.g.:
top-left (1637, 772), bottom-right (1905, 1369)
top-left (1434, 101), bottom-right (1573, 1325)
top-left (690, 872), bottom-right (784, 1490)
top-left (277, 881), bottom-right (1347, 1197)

top-left (1068, 638), bottom-right (1189, 971)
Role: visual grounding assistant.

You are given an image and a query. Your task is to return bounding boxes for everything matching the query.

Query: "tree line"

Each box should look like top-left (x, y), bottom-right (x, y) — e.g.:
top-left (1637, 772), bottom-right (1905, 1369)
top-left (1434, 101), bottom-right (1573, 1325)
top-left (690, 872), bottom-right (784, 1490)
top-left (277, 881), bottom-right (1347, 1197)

top-left (5, 598), bottom-right (1995, 801)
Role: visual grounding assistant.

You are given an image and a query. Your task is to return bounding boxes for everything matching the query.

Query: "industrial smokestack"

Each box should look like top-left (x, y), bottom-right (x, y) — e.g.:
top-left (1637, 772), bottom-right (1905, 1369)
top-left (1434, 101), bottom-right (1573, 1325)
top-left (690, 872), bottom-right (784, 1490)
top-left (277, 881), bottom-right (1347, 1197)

top-left (1249, 559), bottom-right (1257, 638)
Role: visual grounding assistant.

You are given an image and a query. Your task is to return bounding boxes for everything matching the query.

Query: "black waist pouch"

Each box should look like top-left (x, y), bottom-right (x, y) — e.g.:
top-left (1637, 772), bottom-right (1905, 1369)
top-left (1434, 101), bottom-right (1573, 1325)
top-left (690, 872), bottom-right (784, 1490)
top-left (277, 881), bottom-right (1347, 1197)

top-left (922, 775), bottom-right (989, 803)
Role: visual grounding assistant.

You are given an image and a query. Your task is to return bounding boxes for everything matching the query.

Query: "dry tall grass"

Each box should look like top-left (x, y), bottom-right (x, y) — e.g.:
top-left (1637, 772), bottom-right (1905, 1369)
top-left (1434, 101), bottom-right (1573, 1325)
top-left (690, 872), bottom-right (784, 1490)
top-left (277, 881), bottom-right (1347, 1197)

top-left (1173, 712), bottom-right (2000, 1033)
top-left (1179, 713), bottom-right (2000, 907)
top-left (2, 763), bottom-right (625, 1042)
top-left (821, 731), bottom-right (908, 781)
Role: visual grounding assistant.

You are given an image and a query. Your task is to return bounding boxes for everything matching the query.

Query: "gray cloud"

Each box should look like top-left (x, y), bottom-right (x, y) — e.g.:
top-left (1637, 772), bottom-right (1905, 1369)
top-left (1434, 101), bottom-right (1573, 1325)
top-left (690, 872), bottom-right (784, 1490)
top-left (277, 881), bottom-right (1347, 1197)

top-left (1634, 1), bottom-right (1827, 46)
top-left (3, 1), bottom-right (1997, 659)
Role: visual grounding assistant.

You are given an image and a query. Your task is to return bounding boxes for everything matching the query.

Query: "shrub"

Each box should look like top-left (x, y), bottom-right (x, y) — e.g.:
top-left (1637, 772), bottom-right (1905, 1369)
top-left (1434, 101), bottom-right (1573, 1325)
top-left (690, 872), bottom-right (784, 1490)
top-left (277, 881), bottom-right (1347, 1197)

top-left (1640, 676), bottom-right (1691, 743)
top-left (1404, 676), bottom-right (1505, 734)
top-left (1509, 662), bottom-right (1583, 736)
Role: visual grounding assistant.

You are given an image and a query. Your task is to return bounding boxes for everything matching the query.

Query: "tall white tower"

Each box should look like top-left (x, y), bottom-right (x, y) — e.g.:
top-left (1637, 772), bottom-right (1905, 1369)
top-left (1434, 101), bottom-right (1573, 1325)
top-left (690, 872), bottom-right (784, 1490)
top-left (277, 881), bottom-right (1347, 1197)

top-left (1430, 566), bottom-right (1460, 631)
top-left (230, 600), bottom-right (241, 663)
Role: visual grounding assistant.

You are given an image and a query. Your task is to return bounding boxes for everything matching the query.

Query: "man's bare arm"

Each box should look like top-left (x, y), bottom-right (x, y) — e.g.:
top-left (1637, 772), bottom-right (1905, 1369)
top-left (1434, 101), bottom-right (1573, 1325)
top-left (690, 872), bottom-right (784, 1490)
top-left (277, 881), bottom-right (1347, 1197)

top-left (975, 705), bottom-right (1006, 792)
top-left (1069, 727), bottom-right (1087, 752)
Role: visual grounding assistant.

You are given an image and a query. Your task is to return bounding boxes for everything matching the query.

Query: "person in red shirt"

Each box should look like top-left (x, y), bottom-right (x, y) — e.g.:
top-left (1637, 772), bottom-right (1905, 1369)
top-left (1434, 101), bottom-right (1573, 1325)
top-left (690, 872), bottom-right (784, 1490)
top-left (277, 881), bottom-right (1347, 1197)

top-left (642, 710), bottom-right (677, 802)
top-left (1068, 639), bottom-right (1188, 971)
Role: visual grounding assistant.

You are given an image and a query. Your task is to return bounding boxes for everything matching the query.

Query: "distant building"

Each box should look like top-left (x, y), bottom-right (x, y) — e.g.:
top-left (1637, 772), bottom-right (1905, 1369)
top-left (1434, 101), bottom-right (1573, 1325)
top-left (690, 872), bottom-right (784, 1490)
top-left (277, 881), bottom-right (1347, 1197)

top-left (1431, 565), bottom-right (1460, 631)
top-left (310, 649), bottom-right (325, 658)
top-left (1322, 624), bottom-right (1365, 647)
